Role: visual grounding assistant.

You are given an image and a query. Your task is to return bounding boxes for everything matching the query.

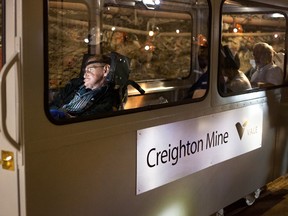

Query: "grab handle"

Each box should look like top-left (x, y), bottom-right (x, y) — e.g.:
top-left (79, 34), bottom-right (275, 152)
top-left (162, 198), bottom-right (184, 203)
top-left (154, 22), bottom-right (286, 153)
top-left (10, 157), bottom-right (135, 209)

top-left (0, 52), bottom-right (20, 150)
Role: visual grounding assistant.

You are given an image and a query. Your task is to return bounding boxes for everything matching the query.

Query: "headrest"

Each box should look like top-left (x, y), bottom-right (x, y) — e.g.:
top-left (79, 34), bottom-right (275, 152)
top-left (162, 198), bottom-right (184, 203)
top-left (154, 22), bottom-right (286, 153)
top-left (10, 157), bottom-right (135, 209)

top-left (105, 52), bottom-right (130, 86)
top-left (220, 45), bottom-right (240, 70)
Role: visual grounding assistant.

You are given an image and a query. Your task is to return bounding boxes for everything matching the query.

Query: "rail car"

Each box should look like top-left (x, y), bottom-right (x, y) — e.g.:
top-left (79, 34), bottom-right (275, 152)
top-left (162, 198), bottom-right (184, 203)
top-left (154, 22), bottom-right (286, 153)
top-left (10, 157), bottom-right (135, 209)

top-left (0, 0), bottom-right (288, 215)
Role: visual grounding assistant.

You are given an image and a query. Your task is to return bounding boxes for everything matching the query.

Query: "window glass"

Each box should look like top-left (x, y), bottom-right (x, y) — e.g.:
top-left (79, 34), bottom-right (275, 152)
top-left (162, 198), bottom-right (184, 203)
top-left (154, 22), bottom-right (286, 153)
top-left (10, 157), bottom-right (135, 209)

top-left (47, 0), bottom-right (210, 122)
top-left (220, 1), bottom-right (286, 95)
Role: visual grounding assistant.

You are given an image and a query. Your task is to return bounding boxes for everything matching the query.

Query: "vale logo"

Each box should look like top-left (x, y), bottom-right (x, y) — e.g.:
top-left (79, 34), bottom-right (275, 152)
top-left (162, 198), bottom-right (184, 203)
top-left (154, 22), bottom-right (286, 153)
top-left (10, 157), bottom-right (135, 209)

top-left (235, 121), bottom-right (248, 140)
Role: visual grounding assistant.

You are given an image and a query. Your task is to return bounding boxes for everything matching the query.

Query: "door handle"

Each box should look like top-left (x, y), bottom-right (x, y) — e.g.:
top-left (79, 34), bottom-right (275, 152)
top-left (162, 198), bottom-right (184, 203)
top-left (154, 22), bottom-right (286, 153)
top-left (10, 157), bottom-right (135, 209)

top-left (0, 51), bottom-right (20, 150)
top-left (0, 150), bottom-right (15, 171)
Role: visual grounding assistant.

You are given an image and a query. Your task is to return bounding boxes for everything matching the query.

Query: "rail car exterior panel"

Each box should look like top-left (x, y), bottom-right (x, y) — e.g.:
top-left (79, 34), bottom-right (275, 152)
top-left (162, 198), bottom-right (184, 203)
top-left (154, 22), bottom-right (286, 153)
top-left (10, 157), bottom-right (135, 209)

top-left (0, 0), bottom-right (287, 215)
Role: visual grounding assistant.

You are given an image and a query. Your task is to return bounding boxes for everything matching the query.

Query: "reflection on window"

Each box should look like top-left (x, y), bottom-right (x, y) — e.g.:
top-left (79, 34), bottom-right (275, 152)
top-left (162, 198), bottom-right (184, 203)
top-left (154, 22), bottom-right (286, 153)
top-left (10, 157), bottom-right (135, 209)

top-left (48, 1), bottom-right (89, 89)
top-left (102, 8), bottom-right (191, 81)
top-left (47, 0), bottom-right (210, 121)
top-left (220, 1), bottom-right (286, 95)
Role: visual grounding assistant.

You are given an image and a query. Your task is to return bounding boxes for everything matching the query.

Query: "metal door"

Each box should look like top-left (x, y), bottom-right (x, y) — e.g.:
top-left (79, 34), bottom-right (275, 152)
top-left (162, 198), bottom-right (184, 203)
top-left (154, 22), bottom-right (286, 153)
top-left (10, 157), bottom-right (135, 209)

top-left (0, 0), bottom-right (24, 215)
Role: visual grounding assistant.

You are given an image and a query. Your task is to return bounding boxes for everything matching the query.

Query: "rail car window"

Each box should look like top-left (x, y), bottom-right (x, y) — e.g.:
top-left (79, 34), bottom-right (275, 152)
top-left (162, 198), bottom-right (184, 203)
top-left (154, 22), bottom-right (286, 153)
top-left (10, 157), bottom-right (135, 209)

top-left (220, 1), bottom-right (286, 95)
top-left (47, 0), bottom-right (210, 122)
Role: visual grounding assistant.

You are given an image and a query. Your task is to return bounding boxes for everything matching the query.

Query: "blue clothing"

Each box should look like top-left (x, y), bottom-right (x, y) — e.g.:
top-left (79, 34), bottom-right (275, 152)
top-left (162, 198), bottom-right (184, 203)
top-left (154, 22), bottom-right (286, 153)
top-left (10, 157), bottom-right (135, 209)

top-left (185, 72), bottom-right (208, 98)
top-left (50, 109), bottom-right (67, 119)
top-left (190, 72), bottom-right (208, 91)
top-left (50, 80), bottom-right (116, 120)
top-left (62, 85), bottom-right (101, 113)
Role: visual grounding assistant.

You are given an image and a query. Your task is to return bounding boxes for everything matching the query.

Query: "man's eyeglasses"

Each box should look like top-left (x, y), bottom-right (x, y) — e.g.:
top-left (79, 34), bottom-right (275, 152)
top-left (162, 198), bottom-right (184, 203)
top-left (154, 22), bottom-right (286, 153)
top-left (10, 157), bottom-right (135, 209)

top-left (85, 65), bottom-right (104, 73)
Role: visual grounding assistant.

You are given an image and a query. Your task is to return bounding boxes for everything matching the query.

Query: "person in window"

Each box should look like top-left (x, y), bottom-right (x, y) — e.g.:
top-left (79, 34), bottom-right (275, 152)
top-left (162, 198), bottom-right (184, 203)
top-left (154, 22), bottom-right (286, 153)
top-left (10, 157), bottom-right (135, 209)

top-left (220, 45), bottom-right (251, 93)
top-left (50, 55), bottom-right (116, 119)
top-left (185, 34), bottom-right (209, 99)
top-left (250, 42), bottom-right (283, 87)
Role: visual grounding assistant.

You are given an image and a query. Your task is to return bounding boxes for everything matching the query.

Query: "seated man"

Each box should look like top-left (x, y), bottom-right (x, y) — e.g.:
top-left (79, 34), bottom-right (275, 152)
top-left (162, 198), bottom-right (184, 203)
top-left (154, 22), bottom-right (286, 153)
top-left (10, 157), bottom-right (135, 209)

top-left (185, 37), bottom-right (209, 99)
top-left (220, 45), bottom-right (251, 93)
top-left (250, 42), bottom-right (283, 87)
top-left (50, 54), bottom-right (116, 119)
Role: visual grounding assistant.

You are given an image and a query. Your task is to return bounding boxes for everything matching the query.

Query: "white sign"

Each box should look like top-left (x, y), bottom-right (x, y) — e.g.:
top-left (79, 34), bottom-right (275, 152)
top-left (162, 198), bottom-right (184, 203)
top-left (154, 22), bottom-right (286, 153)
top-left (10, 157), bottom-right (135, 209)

top-left (137, 104), bottom-right (263, 194)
